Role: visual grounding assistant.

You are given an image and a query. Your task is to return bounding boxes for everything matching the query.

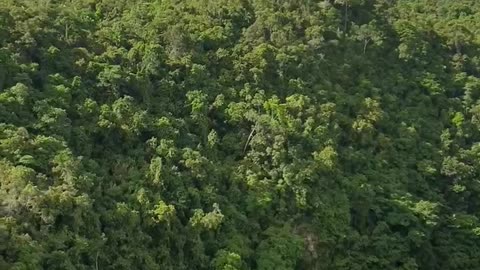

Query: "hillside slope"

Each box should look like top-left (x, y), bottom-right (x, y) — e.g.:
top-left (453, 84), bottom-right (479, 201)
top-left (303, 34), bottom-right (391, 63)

top-left (1, 0), bottom-right (480, 269)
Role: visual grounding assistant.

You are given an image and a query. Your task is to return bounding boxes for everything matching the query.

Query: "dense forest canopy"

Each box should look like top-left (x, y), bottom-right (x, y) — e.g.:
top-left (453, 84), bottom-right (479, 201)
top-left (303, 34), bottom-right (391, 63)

top-left (1, 0), bottom-right (480, 269)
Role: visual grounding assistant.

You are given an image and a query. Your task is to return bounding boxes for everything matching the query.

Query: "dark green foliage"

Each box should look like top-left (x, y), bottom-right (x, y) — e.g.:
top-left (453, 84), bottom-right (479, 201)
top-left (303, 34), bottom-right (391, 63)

top-left (1, 0), bottom-right (480, 269)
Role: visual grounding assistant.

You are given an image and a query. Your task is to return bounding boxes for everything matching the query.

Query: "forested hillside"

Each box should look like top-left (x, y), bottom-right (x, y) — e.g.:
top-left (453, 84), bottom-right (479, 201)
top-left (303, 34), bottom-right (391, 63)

top-left (1, 0), bottom-right (480, 269)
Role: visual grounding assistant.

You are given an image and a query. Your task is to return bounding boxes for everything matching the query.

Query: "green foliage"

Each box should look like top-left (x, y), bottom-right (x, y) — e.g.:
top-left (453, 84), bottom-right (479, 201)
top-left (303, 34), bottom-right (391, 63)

top-left (1, 0), bottom-right (480, 269)
top-left (256, 225), bottom-right (304, 270)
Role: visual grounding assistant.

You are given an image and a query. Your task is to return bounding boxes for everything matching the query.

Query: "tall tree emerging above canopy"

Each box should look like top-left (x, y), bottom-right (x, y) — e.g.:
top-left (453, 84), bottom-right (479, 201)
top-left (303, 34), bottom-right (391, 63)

top-left (1, 0), bottom-right (480, 269)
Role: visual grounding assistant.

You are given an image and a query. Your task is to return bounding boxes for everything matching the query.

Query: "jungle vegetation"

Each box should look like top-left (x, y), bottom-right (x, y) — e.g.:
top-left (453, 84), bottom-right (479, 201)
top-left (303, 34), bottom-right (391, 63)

top-left (1, 0), bottom-right (480, 269)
